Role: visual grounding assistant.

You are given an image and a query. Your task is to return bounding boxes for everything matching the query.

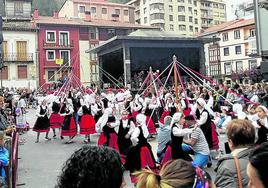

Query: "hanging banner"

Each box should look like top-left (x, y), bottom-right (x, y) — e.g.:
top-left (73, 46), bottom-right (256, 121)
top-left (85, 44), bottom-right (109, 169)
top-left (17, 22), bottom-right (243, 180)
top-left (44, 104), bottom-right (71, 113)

top-left (55, 59), bottom-right (63, 65)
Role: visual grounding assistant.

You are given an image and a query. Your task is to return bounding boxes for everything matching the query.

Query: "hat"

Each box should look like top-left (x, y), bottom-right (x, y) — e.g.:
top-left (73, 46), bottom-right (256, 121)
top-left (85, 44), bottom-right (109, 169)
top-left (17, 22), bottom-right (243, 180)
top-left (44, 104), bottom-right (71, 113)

top-left (136, 114), bottom-right (146, 125)
top-left (196, 98), bottom-right (206, 107)
top-left (257, 105), bottom-right (268, 115)
top-left (171, 112), bottom-right (183, 125)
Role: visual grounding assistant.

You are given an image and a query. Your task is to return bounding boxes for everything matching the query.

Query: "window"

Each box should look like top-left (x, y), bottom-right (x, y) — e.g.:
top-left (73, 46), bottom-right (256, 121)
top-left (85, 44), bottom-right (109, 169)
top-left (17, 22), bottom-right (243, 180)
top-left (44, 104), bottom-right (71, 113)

top-left (188, 0), bottom-right (192, 4)
top-left (108, 29), bottom-right (116, 38)
top-left (102, 8), bottom-right (107, 14)
top-left (16, 41), bottom-right (27, 61)
top-left (143, 0), bottom-right (146, 4)
top-left (89, 27), bottom-right (97, 39)
top-left (189, 25), bottom-right (193, 32)
top-left (144, 7), bottom-right (147, 14)
top-left (178, 6), bottom-right (185, 12)
top-left (224, 62), bottom-right (232, 75)
top-left (249, 60), bottom-right (257, 69)
top-left (150, 13), bottom-right (164, 20)
top-left (60, 50), bottom-right (70, 65)
top-left (178, 15), bottom-right (185, 21)
top-left (236, 61), bottom-right (243, 72)
top-left (91, 7), bottom-right (96, 13)
top-left (14, 1), bottom-right (23, 15)
top-left (188, 7), bottom-right (192, 14)
top-left (170, 24), bottom-right (174, 31)
top-left (194, 0), bottom-right (197, 6)
top-left (194, 9), bottom-right (197, 15)
top-left (115, 9), bottom-right (120, 15)
top-left (2, 41), bottom-right (7, 59)
top-left (234, 30), bottom-right (240, 39)
top-left (18, 65), bottom-right (27, 79)
top-left (222, 32), bottom-right (228, 41)
top-left (46, 31), bottom-right (56, 43)
top-left (210, 64), bottom-right (221, 76)
top-left (195, 27), bottom-right (198, 33)
top-left (235, 45), bottom-right (242, 54)
top-left (144, 17), bottom-right (147, 23)
top-left (79, 6), bottom-right (85, 13)
top-left (169, 5), bottom-right (173, 12)
top-left (189, 16), bottom-right (193, 22)
top-left (59, 32), bottom-right (69, 46)
top-left (178, 0), bottom-right (184, 2)
top-left (48, 71), bottom-right (55, 82)
top-left (1, 67), bottom-right (8, 80)
top-left (169, 15), bottom-right (173, 21)
top-left (179, 25), bottom-right (186, 31)
top-left (194, 18), bottom-right (198, 24)
top-left (224, 47), bottom-right (229, 56)
top-left (250, 29), bottom-right (256, 37)
top-left (124, 10), bottom-right (129, 16)
top-left (46, 50), bottom-right (55, 61)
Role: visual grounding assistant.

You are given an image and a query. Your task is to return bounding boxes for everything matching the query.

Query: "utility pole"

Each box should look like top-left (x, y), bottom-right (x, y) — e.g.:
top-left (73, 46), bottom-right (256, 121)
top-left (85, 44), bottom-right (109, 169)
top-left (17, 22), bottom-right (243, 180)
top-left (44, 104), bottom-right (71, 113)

top-left (0, 15), bottom-right (4, 91)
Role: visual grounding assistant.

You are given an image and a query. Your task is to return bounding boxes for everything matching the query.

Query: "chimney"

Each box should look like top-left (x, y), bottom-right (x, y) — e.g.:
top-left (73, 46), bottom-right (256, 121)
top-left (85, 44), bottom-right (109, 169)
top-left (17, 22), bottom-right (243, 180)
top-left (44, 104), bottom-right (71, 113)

top-left (84, 11), bottom-right (91, 22)
top-left (33, 9), bottom-right (39, 19)
top-left (53, 11), bottom-right (59, 19)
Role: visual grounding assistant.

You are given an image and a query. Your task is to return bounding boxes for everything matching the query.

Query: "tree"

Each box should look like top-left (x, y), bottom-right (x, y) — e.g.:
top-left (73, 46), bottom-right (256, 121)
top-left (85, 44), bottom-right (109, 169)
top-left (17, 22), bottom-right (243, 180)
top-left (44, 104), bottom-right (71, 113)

top-left (32, 0), bottom-right (61, 16)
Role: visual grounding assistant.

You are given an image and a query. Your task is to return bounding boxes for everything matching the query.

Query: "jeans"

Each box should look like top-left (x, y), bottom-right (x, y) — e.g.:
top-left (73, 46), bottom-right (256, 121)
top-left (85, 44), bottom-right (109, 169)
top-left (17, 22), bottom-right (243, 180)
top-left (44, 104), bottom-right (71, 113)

top-left (182, 143), bottom-right (209, 168)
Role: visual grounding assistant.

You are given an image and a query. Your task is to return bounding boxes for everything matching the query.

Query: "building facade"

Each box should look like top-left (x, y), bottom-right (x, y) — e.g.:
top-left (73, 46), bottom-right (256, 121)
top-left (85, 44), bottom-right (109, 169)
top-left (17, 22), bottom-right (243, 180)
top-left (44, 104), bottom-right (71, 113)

top-left (34, 12), bottom-right (81, 88)
top-left (200, 18), bottom-right (261, 83)
top-left (59, 0), bottom-right (135, 24)
top-left (1, 0), bottom-right (38, 89)
top-left (127, 0), bottom-right (226, 36)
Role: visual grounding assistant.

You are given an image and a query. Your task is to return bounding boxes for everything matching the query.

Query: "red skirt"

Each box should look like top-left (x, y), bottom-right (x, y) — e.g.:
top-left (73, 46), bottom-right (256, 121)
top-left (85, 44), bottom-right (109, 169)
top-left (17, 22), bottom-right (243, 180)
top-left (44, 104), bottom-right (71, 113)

top-left (146, 116), bottom-right (157, 134)
top-left (140, 146), bottom-right (156, 169)
top-left (61, 117), bottom-right (77, 137)
top-left (183, 108), bottom-right (191, 116)
top-left (211, 122), bottom-right (219, 150)
top-left (50, 113), bottom-right (64, 129)
top-left (161, 145), bottom-right (172, 166)
top-left (80, 115), bottom-right (96, 135)
top-left (98, 132), bottom-right (119, 151)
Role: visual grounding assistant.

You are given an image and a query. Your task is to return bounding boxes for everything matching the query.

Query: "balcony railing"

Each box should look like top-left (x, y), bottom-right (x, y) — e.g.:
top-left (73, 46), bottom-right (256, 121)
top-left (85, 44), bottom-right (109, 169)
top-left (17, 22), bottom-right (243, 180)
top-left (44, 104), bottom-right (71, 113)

top-left (3, 53), bottom-right (34, 62)
top-left (245, 49), bottom-right (258, 56)
top-left (43, 40), bottom-right (74, 49)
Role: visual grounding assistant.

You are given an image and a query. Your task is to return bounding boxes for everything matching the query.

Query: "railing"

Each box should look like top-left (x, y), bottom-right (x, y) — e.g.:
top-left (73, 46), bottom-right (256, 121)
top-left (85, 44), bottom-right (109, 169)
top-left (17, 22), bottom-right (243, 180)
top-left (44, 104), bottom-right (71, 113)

top-left (43, 40), bottom-right (74, 49)
top-left (3, 53), bottom-right (34, 62)
top-left (245, 49), bottom-right (257, 56)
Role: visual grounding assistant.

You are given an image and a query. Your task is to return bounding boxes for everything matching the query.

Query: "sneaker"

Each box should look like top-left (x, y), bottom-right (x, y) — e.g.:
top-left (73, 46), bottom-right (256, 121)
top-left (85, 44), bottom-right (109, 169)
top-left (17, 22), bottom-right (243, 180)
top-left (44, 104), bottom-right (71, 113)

top-left (45, 137), bottom-right (51, 141)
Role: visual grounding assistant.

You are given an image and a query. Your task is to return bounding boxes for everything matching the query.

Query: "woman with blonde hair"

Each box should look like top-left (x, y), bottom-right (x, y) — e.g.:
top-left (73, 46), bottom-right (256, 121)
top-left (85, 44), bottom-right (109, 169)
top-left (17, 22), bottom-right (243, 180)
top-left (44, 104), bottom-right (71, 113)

top-left (253, 105), bottom-right (268, 144)
top-left (134, 159), bottom-right (212, 188)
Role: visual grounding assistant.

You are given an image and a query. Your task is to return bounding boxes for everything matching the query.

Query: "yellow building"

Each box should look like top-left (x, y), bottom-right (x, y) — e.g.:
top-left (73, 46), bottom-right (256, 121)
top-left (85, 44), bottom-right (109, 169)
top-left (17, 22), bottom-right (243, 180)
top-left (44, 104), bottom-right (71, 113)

top-left (128, 0), bottom-right (226, 36)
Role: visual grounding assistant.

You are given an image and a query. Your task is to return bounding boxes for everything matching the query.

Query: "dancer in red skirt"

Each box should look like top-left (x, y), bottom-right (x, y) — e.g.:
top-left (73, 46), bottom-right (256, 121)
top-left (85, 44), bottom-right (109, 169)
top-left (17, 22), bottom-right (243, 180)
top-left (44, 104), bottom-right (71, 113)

top-left (96, 107), bottom-right (119, 151)
top-left (78, 105), bottom-right (96, 143)
top-left (61, 99), bottom-right (77, 144)
top-left (33, 99), bottom-right (51, 143)
top-left (124, 113), bottom-right (156, 173)
top-left (49, 102), bottom-right (64, 138)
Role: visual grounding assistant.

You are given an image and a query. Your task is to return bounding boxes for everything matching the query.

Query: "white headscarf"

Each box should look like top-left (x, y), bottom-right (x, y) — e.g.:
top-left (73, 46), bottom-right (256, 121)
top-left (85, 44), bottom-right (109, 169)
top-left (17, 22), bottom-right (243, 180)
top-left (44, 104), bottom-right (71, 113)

top-left (170, 112), bottom-right (183, 126)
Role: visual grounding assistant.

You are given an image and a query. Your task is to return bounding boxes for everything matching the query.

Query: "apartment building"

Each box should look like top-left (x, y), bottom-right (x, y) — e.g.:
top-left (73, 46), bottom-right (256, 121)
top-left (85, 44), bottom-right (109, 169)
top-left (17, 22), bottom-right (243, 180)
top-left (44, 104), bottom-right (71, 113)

top-left (59, 0), bottom-right (135, 23)
top-left (1, 0), bottom-right (38, 89)
top-left (127, 0), bottom-right (226, 36)
top-left (199, 18), bottom-right (261, 83)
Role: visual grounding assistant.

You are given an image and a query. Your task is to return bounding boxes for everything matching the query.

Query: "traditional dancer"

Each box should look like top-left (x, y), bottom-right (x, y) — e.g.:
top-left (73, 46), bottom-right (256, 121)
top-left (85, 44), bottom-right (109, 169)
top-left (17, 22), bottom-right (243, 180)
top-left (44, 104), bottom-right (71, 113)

top-left (117, 110), bottom-right (135, 156)
top-left (61, 99), bottom-right (77, 143)
top-left (254, 105), bottom-right (268, 144)
top-left (161, 112), bottom-right (193, 165)
top-left (95, 107), bottom-right (119, 150)
top-left (124, 113), bottom-right (156, 173)
top-left (78, 105), bottom-right (96, 143)
top-left (33, 99), bottom-right (51, 143)
top-left (49, 101), bottom-right (64, 138)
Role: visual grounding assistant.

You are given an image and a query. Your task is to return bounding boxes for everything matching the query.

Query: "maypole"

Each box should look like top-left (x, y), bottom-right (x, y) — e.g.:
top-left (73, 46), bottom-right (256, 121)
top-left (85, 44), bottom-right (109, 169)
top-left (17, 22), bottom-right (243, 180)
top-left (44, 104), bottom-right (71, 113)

top-left (173, 55), bottom-right (179, 111)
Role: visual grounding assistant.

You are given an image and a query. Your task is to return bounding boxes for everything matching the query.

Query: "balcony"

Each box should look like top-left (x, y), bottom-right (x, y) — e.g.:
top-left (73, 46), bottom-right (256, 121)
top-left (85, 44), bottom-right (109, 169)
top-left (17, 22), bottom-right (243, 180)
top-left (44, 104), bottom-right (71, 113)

top-left (3, 53), bottom-right (34, 62)
top-left (245, 49), bottom-right (258, 57)
top-left (149, 0), bottom-right (164, 4)
top-left (43, 40), bottom-right (74, 49)
top-left (150, 18), bottom-right (165, 25)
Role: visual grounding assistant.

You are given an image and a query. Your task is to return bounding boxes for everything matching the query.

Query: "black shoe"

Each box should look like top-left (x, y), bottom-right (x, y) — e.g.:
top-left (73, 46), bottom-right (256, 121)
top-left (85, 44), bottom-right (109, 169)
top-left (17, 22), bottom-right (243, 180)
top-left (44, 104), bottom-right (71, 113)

top-left (45, 137), bottom-right (51, 141)
top-left (61, 136), bottom-right (64, 140)
top-left (207, 162), bottom-right (212, 168)
top-left (53, 135), bottom-right (57, 138)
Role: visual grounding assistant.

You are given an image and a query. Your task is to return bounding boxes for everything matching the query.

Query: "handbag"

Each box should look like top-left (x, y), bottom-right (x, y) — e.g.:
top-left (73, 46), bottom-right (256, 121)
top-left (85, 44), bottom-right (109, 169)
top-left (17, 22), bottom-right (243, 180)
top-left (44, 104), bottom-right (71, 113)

top-left (234, 156), bottom-right (243, 188)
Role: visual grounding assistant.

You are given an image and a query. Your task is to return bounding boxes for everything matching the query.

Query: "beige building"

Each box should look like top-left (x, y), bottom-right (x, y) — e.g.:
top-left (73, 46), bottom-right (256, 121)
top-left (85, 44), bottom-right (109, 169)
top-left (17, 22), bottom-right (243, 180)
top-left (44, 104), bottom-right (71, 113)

top-left (59, 0), bottom-right (135, 24)
top-left (199, 18), bottom-right (261, 83)
top-left (127, 0), bottom-right (226, 36)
